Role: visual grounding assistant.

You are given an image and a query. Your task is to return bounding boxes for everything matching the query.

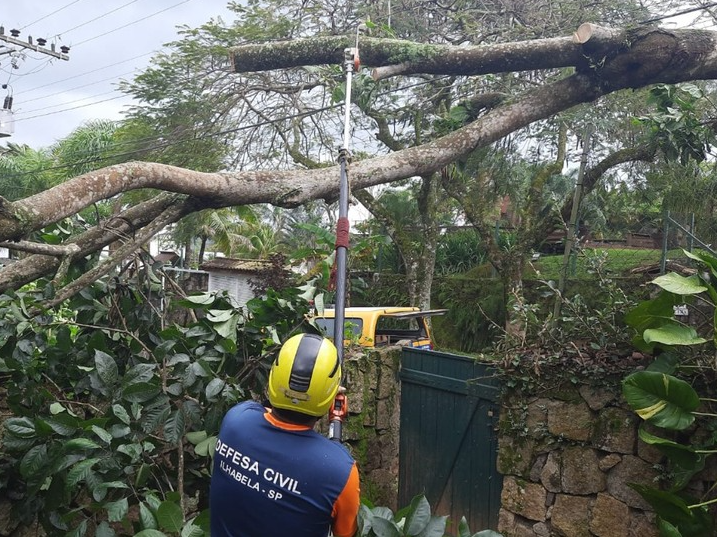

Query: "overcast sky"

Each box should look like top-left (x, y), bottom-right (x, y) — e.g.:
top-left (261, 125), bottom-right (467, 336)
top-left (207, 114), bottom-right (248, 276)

top-left (2, 0), bottom-right (235, 149)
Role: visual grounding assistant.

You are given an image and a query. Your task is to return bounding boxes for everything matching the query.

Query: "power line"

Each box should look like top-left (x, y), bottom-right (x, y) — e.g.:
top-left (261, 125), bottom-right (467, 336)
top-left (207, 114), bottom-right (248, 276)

top-left (21, 69), bottom-right (137, 104)
top-left (16, 88), bottom-right (124, 116)
top-left (72, 0), bottom-right (192, 48)
top-left (13, 93), bottom-right (128, 122)
top-left (54, 0), bottom-right (141, 40)
top-left (19, 0), bottom-right (87, 30)
top-left (18, 51), bottom-right (152, 93)
top-left (639, 1), bottom-right (717, 24)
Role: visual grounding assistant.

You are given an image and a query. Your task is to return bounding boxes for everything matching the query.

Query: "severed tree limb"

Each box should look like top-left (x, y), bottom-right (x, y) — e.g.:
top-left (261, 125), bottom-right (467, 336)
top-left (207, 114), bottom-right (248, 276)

top-left (0, 194), bottom-right (194, 293)
top-left (42, 200), bottom-right (189, 308)
top-left (0, 241), bottom-right (81, 257)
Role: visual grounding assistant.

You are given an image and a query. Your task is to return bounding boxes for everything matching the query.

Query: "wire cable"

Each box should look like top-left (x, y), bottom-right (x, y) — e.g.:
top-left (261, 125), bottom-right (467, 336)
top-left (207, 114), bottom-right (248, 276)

top-left (21, 69), bottom-right (138, 104)
top-left (72, 0), bottom-right (193, 48)
top-left (19, 0), bottom-right (87, 30)
top-left (53, 0), bottom-right (142, 39)
top-left (639, 1), bottom-right (717, 24)
top-left (18, 52), bottom-right (152, 94)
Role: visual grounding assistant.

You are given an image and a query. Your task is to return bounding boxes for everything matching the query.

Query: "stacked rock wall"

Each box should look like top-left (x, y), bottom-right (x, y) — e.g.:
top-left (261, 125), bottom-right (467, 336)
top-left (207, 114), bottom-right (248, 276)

top-left (339, 347), bottom-right (402, 510)
top-left (496, 384), bottom-right (716, 537)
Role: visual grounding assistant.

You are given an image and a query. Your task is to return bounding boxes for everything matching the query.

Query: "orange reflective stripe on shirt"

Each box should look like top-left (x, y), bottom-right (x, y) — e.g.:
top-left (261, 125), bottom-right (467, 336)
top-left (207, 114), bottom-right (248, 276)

top-left (331, 462), bottom-right (360, 537)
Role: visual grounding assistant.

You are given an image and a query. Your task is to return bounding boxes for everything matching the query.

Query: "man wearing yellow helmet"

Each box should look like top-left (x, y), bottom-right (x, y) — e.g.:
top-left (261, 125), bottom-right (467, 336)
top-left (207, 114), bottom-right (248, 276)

top-left (210, 333), bottom-right (360, 537)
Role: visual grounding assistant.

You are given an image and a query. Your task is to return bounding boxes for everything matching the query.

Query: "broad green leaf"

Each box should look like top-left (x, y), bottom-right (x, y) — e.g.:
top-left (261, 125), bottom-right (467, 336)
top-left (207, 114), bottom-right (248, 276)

top-left (49, 403), bottom-right (65, 415)
top-left (207, 309), bottom-right (234, 322)
top-left (638, 428), bottom-right (701, 469)
top-left (684, 248), bottom-right (717, 276)
top-left (457, 517), bottom-right (471, 537)
top-left (215, 317), bottom-right (239, 340)
top-left (370, 516), bottom-right (401, 537)
top-left (404, 495), bottom-right (431, 535)
top-left (95, 521), bottom-right (116, 537)
top-left (181, 293), bottom-right (215, 305)
top-left (134, 531), bottom-right (167, 537)
top-left (416, 516), bottom-right (448, 537)
top-left (91, 425), bottom-right (113, 445)
top-left (64, 438), bottom-right (101, 451)
top-left (180, 520), bottom-right (205, 537)
top-left (163, 410), bottom-right (186, 445)
top-left (624, 291), bottom-right (684, 333)
top-left (95, 350), bottom-right (119, 386)
top-left (135, 463), bottom-right (153, 488)
top-left (157, 501), bottom-right (184, 533)
top-left (186, 431), bottom-right (207, 445)
top-left (623, 371), bottom-right (699, 430)
top-left (122, 364), bottom-right (156, 386)
top-left (205, 378), bottom-right (226, 400)
top-left (109, 424), bottom-right (131, 438)
top-left (194, 436), bottom-right (217, 457)
top-left (66, 458), bottom-right (100, 488)
top-left (105, 497), bottom-right (129, 523)
top-left (646, 352), bottom-right (681, 374)
top-left (122, 382), bottom-right (161, 403)
top-left (629, 484), bottom-right (691, 522)
top-left (20, 445), bottom-right (47, 478)
top-left (140, 502), bottom-right (158, 530)
top-left (5, 417), bottom-right (36, 438)
top-left (643, 323), bottom-right (707, 346)
top-left (657, 519), bottom-right (681, 537)
top-left (652, 273), bottom-right (707, 295)
top-left (168, 353), bottom-right (190, 366)
top-left (113, 404), bottom-right (131, 425)
top-left (117, 443), bottom-right (143, 461)
top-left (185, 326), bottom-right (213, 338)
top-left (44, 413), bottom-right (80, 436)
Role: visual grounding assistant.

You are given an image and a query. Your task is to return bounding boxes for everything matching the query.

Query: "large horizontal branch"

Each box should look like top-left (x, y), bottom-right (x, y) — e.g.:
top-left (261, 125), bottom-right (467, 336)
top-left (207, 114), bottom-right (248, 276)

top-left (0, 72), bottom-right (606, 244)
top-left (231, 34), bottom-right (584, 75)
top-left (230, 24), bottom-right (717, 85)
top-left (0, 195), bottom-right (196, 292)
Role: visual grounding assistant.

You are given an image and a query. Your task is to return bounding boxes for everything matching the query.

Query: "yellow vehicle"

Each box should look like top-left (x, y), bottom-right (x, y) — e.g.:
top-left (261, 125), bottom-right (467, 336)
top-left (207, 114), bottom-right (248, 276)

top-left (311, 307), bottom-right (447, 350)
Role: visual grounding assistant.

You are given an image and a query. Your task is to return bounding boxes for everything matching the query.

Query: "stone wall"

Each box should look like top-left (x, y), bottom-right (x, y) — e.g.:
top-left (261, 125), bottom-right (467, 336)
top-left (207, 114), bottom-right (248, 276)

top-left (320, 351), bottom-right (716, 536)
top-left (496, 384), bottom-right (717, 537)
top-left (337, 347), bottom-right (402, 510)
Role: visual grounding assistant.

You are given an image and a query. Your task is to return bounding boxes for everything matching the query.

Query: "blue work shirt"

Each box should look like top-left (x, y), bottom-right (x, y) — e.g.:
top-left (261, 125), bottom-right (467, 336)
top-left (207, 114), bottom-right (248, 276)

top-left (210, 401), bottom-right (359, 537)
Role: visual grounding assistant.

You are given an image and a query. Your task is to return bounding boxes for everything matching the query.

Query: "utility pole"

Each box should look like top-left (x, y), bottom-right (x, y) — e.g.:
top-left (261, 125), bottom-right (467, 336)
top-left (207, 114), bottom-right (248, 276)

top-left (0, 26), bottom-right (70, 61)
top-left (0, 25), bottom-right (70, 137)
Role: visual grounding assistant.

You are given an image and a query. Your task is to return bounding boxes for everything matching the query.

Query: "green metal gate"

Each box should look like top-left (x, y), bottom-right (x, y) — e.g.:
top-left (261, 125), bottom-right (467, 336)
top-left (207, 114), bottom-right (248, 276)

top-left (398, 348), bottom-right (502, 535)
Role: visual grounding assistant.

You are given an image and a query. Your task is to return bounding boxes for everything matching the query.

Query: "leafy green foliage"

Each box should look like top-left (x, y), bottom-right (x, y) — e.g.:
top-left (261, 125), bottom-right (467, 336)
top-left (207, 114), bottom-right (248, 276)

top-left (622, 249), bottom-right (717, 536)
top-left (356, 494), bottom-right (502, 537)
top-left (635, 84), bottom-right (714, 165)
top-left (0, 270), bottom-right (314, 535)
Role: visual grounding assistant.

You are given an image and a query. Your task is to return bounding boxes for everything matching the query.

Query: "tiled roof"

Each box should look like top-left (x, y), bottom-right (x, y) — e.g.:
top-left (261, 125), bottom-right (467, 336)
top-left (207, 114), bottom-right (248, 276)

top-left (199, 257), bottom-right (271, 273)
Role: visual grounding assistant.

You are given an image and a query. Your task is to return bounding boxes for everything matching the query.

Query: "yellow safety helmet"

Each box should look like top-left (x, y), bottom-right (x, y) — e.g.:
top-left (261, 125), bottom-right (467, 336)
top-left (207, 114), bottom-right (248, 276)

top-left (268, 333), bottom-right (341, 417)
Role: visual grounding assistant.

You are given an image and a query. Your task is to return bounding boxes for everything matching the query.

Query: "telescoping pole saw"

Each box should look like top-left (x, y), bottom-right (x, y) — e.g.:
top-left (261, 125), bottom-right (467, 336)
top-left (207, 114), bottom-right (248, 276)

top-left (328, 30), bottom-right (361, 442)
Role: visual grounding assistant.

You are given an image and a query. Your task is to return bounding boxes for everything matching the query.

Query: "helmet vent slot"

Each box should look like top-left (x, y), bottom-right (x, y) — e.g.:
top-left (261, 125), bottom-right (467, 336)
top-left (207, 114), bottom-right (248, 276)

top-left (288, 334), bottom-right (322, 392)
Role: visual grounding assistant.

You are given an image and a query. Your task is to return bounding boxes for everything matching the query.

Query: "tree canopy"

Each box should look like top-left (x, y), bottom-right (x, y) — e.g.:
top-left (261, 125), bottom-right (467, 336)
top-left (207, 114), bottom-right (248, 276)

top-left (3, 20), bottom-right (717, 297)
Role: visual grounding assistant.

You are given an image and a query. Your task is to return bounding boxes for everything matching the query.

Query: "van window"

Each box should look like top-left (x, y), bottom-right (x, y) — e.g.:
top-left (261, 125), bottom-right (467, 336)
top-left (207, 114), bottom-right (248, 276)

top-left (314, 317), bottom-right (363, 341)
top-left (374, 315), bottom-right (427, 346)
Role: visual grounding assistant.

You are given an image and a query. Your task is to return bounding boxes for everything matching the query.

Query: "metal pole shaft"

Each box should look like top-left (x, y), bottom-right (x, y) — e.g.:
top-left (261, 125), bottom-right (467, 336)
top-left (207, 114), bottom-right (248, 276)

top-left (328, 48), bottom-right (356, 442)
top-left (332, 49), bottom-right (355, 365)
